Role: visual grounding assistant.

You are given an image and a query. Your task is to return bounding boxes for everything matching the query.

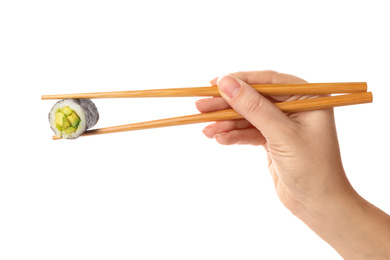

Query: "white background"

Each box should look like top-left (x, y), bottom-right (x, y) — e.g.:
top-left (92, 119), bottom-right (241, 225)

top-left (1, 0), bottom-right (389, 259)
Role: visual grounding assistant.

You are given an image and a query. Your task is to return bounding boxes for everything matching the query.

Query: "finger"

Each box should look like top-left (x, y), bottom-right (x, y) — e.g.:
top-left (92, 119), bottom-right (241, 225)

top-left (202, 119), bottom-right (253, 138)
top-left (217, 75), bottom-right (294, 143)
top-left (229, 70), bottom-right (307, 102)
top-left (214, 128), bottom-right (266, 146)
top-left (209, 77), bottom-right (219, 85)
top-left (229, 70), bottom-right (306, 85)
top-left (195, 97), bottom-right (230, 113)
top-left (209, 70), bottom-right (306, 102)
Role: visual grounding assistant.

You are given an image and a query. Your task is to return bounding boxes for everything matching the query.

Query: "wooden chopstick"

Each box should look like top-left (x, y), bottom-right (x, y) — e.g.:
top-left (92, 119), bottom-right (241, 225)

top-left (42, 82), bottom-right (367, 100)
top-left (52, 92), bottom-right (373, 140)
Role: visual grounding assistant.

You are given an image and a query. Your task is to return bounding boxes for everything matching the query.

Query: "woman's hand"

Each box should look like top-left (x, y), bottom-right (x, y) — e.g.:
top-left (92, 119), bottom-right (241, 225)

top-left (196, 70), bottom-right (351, 211)
top-left (196, 70), bottom-right (390, 259)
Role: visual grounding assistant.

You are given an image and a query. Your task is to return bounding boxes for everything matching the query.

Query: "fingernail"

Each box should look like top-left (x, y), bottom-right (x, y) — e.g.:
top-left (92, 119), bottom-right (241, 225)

top-left (214, 132), bottom-right (227, 140)
top-left (209, 77), bottom-right (219, 84)
top-left (218, 76), bottom-right (241, 99)
top-left (202, 125), bottom-right (212, 132)
top-left (202, 124), bottom-right (216, 138)
top-left (202, 123), bottom-right (215, 133)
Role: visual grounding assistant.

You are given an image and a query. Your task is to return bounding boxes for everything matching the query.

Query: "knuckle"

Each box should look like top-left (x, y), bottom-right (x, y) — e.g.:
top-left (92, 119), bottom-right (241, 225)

top-left (229, 70), bottom-right (280, 84)
top-left (228, 71), bottom-right (247, 81)
top-left (244, 95), bottom-right (266, 115)
top-left (265, 70), bottom-right (280, 83)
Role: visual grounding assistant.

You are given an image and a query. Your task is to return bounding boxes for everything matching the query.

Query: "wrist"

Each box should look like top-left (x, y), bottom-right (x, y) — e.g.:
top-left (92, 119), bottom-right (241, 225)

top-left (282, 166), bottom-right (353, 217)
top-left (291, 175), bottom-right (359, 221)
top-left (289, 180), bottom-right (390, 259)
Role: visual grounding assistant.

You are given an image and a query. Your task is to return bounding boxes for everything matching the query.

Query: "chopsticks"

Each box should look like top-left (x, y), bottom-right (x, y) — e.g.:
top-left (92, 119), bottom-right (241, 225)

top-left (47, 82), bottom-right (373, 140)
top-left (52, 92), bottom-right (373, 140)
top-left (41, 82), bottom-right (367, 99)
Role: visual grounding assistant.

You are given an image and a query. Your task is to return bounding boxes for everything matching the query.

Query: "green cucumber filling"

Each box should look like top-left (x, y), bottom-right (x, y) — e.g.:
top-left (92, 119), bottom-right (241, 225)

top-left (55, 106), bottom-right (81, 134)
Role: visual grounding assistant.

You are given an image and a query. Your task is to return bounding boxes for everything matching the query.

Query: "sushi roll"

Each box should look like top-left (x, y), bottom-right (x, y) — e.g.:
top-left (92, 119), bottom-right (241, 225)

top-left (49, 99), bottom-right (99, 139)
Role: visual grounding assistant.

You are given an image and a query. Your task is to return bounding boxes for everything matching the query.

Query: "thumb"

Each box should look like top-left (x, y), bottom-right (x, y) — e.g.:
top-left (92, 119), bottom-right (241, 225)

top-left (217, 75), bottom-right (292, 140)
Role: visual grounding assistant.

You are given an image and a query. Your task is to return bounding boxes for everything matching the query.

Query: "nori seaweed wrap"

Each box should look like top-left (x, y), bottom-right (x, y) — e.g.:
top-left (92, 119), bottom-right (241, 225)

top-left (48, 99), bottom-right (99, 139)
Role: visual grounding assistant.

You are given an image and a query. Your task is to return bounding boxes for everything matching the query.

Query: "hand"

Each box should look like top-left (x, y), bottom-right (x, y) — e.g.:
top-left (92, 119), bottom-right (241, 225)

top-left (196, 70), bottom-right (390, 258)
top-left (195, 70), bottom-right (352, 212)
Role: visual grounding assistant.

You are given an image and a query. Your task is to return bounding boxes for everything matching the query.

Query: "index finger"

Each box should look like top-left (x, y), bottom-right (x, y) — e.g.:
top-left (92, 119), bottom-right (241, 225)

top-left (212, 70), bottom-right (308, 102)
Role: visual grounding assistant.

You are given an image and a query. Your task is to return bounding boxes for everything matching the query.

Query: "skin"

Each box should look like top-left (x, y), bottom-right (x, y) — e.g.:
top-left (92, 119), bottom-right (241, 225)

top-left (195, 70), bottom-right (390, 259)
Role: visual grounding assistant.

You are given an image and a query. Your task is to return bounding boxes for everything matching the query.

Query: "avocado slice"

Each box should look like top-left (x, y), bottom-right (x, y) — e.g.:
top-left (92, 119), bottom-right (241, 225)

top-left (62, 117), bottom-right (71, 129)
top-left (62, 106), bottom-right (73, 116)
top-left (64, 126), bottom-right (76, 135)
top-left (54, 108), bottom-right (81, 135)
top-left (55, 112), bottom-right (66, 126)
top-left (67, 113), bottom-right (80, 127)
